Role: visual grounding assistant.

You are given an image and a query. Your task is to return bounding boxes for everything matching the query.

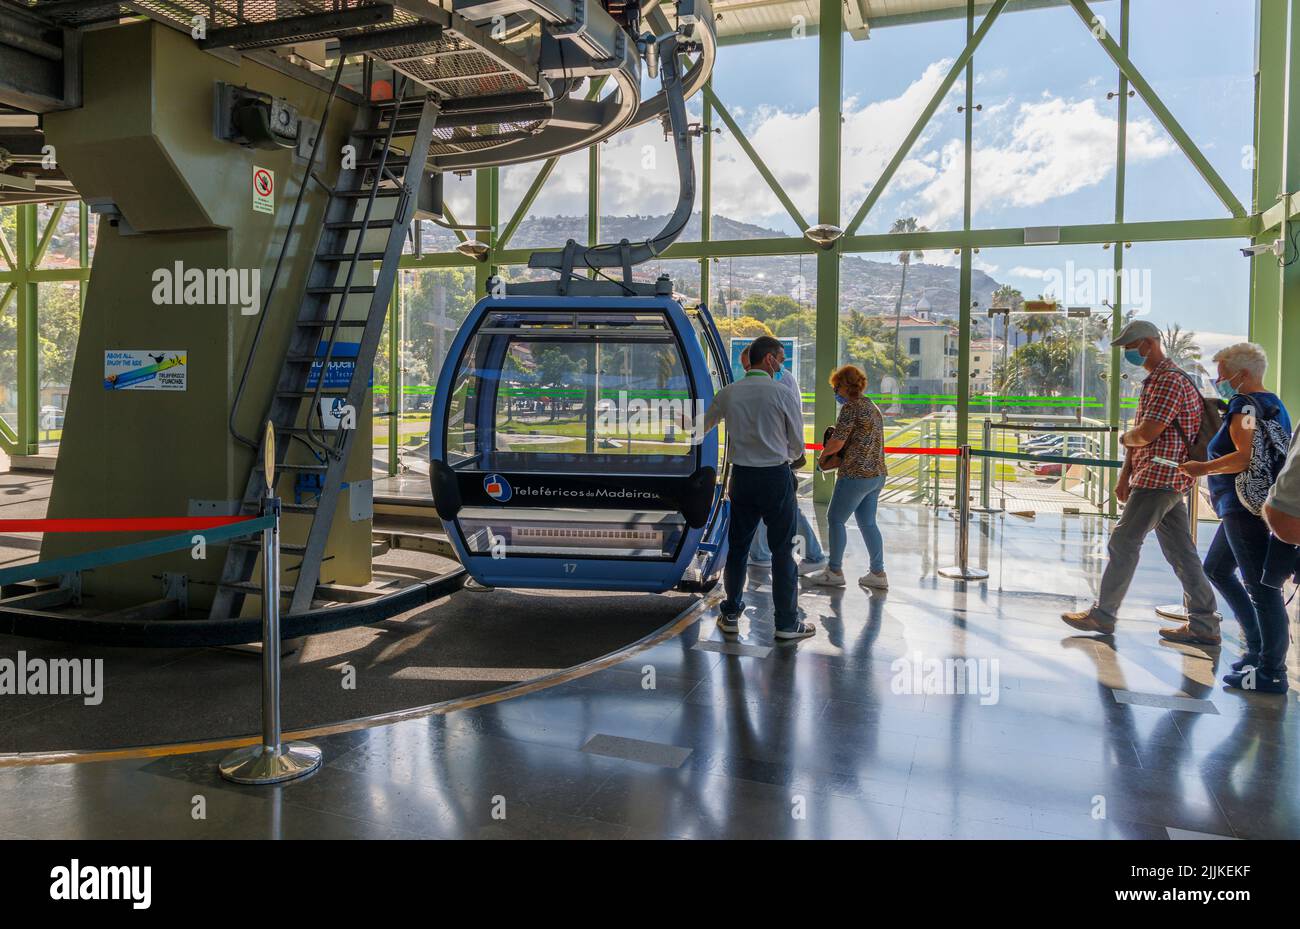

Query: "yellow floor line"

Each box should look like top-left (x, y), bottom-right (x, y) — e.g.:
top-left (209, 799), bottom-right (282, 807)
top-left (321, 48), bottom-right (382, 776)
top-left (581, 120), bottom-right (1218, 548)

top-left (0, 591), bottom-right (720, 769)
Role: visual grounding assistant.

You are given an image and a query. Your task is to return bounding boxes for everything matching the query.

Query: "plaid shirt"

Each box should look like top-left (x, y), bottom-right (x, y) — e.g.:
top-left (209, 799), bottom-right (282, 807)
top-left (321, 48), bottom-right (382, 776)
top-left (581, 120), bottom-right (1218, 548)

top-left (1130, 359), bottom-right (1201, 493)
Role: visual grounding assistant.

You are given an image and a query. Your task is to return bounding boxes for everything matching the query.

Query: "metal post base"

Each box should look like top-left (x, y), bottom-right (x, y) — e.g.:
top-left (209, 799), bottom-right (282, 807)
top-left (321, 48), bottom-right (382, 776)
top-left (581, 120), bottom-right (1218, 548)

top-left (938, 566), bottom-right (989, 580)
top-left (219, 742), bottom-right (322, 785)
top-left (1155, 605), bottom-right (1188, 621)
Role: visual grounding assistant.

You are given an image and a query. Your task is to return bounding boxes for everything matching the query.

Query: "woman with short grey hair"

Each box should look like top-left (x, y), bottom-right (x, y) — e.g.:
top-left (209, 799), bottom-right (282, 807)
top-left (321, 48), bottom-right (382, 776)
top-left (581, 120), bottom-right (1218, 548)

top-left (1180, 341), bottom-right (1292, 693)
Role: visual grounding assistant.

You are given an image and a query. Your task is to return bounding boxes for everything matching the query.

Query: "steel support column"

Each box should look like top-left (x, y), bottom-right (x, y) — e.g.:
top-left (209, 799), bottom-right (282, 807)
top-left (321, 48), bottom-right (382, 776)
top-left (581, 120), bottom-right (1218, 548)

top-left (955, 1), bottom-right (975, 447)
top-left (1107, 0), bottom-right (1130, 519)
top-left (814, 0), bottom-right (843, 504)
top-left (1252, 0), bottom-right (1288, 391)
top-left (388, 272), bottom-right (402, 476)
top-left (1280, 0), bottom-right (1300, 411)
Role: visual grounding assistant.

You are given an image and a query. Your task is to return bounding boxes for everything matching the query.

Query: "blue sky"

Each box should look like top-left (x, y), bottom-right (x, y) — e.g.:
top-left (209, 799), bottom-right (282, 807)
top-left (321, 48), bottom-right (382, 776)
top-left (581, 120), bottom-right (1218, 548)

top-left (486, 0), bottom-right (1259, 361)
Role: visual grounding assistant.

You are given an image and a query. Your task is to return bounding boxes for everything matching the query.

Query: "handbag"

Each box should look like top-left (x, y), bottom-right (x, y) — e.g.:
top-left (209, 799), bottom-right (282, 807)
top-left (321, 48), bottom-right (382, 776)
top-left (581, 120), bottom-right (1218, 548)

top-left (819, 423), bottom-right (855, 472)
top-left (1235, 410), bottom-right (1291, 515)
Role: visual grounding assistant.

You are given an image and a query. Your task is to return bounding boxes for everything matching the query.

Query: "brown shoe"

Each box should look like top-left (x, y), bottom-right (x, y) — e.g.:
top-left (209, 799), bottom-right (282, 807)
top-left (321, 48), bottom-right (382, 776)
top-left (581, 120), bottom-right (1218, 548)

top-left (1158, 624), bottom-right (1221, 647)
top-left (1061, 609), bottom-right (1116, 635)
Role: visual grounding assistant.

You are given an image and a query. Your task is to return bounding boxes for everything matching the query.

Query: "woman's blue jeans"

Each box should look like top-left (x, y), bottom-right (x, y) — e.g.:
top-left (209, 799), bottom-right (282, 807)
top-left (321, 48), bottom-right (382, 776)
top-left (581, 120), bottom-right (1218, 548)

top-left (827, 474), bottom-right (886, 573)
top-left (1203, 510), bottom-right (1290, 675)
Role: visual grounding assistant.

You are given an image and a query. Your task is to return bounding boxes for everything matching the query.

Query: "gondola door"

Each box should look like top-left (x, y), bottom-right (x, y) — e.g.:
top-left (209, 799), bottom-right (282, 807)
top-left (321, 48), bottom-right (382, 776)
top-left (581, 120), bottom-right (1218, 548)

top-left (430, 296), bottom-right (723, 593)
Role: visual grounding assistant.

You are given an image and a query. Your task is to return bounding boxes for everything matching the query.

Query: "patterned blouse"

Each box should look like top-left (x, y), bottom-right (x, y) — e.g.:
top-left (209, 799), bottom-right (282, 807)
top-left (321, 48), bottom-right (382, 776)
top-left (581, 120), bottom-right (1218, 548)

top-left (831, 396), bottom-right (887, 479)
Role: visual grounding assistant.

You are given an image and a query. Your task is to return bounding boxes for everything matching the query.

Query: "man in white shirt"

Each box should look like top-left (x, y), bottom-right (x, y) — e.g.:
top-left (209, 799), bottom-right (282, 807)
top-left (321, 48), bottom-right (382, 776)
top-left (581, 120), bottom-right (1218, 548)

top-left (701, 336), bottom-right (814, 640)
top-left (739, 346), bottom-right (828, 574)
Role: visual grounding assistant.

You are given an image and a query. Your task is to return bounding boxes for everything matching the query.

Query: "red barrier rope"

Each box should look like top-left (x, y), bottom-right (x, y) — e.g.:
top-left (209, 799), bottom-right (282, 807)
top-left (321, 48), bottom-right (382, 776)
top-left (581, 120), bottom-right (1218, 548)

top-left (806, 443), bottom-right (959, 457)
top-left (0, 516), bottom-right (259, 533)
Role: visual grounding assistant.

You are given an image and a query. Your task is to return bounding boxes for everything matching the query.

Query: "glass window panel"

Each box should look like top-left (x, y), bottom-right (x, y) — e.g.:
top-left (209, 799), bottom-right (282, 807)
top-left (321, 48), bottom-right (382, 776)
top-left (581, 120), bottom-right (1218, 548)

top-left (38, 202), bottom-right (82, 269)
top-left (971, 0), bottom-right (1121, 229)
top-left (499, 150), bottom-right (590, 250)
top-left (37, 280), bottom-right (80, 451)
top-left (841, 14), bottom-right (969, 235)
top-left (1125, 0), bottom-right (1255, 221)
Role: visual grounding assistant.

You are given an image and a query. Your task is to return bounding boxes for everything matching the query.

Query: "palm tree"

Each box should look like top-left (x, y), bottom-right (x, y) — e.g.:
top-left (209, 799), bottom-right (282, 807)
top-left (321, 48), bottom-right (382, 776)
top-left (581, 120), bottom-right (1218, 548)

top-left (889, 217), bottom-right (929, 362)
top-left (1018, 298), bottom-right (1061, 344)
top-left (1162, 323), bottom-right (1204, 374)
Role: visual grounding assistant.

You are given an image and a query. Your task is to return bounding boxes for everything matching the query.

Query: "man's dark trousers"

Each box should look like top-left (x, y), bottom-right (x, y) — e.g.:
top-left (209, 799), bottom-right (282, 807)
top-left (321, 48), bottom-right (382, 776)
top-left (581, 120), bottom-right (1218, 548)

top-left (721, 464), bottom-right (799, 630)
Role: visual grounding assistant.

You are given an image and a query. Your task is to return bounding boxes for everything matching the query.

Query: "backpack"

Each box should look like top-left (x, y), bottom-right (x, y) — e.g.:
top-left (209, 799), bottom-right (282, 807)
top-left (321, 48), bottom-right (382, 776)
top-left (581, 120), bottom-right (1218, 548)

top-left (1236, 408), bottom-right (1292, 515)
top-left (1165, 368), bottom-right (1225, 462)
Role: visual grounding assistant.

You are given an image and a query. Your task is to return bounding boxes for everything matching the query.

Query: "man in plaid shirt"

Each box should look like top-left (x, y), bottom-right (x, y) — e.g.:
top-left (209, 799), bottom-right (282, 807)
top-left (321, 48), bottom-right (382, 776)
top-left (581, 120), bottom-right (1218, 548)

top-left (1062, 320), bottom-right (1222, 645)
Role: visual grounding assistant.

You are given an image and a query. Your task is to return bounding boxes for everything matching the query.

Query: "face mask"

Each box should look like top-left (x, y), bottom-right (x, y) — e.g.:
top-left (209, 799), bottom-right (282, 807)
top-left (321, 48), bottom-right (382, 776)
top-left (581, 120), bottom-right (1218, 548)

top-left (1215, 376), bottom-right (1239, 401)
top-left (1123, 347), bottom-right (1145, 367)
top-left (835, 393), bottom-right (847, 406)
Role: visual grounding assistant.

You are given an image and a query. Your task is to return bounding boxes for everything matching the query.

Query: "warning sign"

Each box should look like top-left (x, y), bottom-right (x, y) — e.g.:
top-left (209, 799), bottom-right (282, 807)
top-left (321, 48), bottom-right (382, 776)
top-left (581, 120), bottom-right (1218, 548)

top-left (252, 166), bottom-right (274, 214)
top-left (103, 350), bottom-right (187, 391)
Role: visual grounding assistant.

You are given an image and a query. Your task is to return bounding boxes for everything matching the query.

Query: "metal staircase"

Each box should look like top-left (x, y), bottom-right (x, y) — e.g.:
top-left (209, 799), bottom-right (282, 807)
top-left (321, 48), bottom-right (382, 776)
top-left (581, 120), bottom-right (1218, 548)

top-left (211, 80), bottom-right (439, 620)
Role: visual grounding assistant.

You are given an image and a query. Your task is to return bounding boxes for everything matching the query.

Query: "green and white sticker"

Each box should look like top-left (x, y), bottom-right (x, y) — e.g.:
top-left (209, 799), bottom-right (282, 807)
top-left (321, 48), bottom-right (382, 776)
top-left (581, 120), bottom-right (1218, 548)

top-left (252, 165), bottom-right (274, 214)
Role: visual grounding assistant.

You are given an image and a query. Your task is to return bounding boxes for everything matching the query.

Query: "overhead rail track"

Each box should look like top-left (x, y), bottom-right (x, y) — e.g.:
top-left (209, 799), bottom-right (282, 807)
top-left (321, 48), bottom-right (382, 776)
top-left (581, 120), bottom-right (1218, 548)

top-left (8, 0), bottom-right (717, 169)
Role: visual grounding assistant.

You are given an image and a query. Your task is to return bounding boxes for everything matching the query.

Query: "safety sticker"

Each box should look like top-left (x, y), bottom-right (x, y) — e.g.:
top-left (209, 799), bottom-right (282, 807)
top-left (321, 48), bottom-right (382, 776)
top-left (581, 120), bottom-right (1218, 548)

top-left (252, 165), bottom-right (274, 214)
top-left (103, 350), bottom-right (187, 391)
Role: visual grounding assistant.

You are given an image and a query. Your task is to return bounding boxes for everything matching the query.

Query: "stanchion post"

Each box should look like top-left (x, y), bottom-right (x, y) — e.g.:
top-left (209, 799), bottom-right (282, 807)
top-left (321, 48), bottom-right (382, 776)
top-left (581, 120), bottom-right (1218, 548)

top-left (939, 444), bottom-right (989, 581)
top-left (220, 423), bottom-right (323, 785)
top-left (1155, 480), bottom-right (1200, 621)
top-left (974, 419), bottom-right (1003, 513)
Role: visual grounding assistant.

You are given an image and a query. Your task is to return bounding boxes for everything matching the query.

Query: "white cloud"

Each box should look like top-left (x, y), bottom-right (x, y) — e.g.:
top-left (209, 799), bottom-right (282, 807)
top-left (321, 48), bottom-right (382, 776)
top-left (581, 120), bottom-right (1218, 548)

top-left (1009, 266), bottom-right (1052, 279)
top-left (491, 60), bottom-right (1178, 237)
top-left (907, 96), bottom-right (1176, 228)
top-left (1193, 330), bottom-right (1249, 362)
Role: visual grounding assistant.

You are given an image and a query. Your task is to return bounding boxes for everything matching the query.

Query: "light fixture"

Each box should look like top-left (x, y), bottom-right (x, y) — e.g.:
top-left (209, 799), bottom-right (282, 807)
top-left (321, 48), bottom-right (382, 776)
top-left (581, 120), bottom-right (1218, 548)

top-left (456, 239), bottom-right (492, 262)
top-left (803, 223), bottom-right (844, 249)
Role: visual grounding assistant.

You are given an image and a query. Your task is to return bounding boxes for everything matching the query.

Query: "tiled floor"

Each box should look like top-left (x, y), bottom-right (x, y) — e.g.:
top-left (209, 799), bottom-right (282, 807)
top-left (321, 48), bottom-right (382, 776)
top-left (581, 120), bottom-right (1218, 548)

top-left (2, 504), bottom-right (1297, 839)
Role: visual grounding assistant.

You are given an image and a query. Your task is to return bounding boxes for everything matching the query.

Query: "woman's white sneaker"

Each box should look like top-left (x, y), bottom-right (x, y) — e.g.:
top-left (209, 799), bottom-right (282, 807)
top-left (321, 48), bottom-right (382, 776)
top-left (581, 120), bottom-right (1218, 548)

top-left (806, 568), bottom-right (846, 587)
top-left (859, 571), bottom-right (889, 590)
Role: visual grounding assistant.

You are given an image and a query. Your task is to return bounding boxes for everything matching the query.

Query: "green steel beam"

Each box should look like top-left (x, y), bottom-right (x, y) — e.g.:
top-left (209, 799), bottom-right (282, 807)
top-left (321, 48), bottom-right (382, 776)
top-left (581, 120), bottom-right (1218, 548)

top-left (32, 202), bottom-right (66, 269)
top-left (388, 271), bottom-right (402, 476)
top-left (400, 252), bottom-right (476, 269)
top-left (497, 156), bottom-right (558, 251)
top-left (440, 198), bottom-right (470, 246)
top-left (1252, 0), bottom-right (1287, 391)
top-left (955, 1), bottom-right (975, 446)
top-left (78, 201), bottom-right (88, 311)
top-left (814, 0), bottom-right (843, 505)
top-left (16, 203), bottom-right (37, 456)
top-left (1248, 0), bottom-right (1289, 394)
top-left (1278, 0), bottom-right (1300, 411)
top-left (1106, 0), bottom-right (1130, 519)
top-left (0, 222), bottom-right (14, 271)
top-left (486, 214), bottom-right (1252, 268)
top-left (1067, 0), bottom-right (1248, 219)
top-left (0, 268), bottom-right (91, 283)
top-left (703, 85), bottom-right (809, 233)
top-left (845, 0), bottom-right (1009, 237)
top-left (842, 217), bottom-right (1253, 252)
